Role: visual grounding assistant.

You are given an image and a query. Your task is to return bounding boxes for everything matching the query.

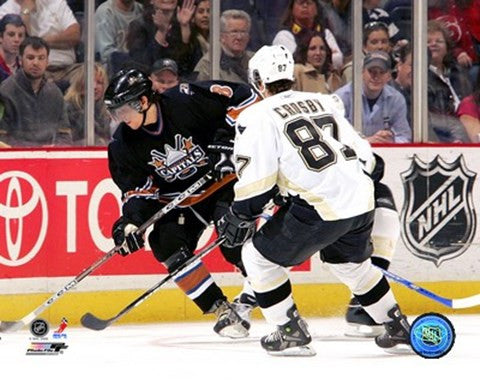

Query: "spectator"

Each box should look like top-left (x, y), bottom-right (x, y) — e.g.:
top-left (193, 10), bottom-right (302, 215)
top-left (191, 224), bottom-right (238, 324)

top-left (384, 0), bottom-right (412, 41)
top-left (95, 0), bottom-right (143, 69)
top-left (464, 0), bottom-right (480, 81)
top-left (342, 21), bottom-right (393, 83)
top-left (363, 21), bottom-right (392, 54)
top-left (64, 63), bottom-right (112, 145)
top-left (66, 0), bottom-right (106, 13)
top-left (149, 57), bottom-right (179, 93)
top-left (127, 0), bottom-right (196, 77)
top-left (0, 0), bottom-right (81, 83)
top-left (189, 0), bottom-right (209, 65)
top-left (335, 50), bottom-right (411, 143)
top-left (428, 0), bottom-right (480, 84)
top-left (272, 0), bottom-right (343, 70)
top-left (220, 0), bottom-right (290, 51)
top-left (166, 0), bottom-right (201, 77)
top-left (427, 20), bottom-right (471, 142)
top-left (122, 0), bottom-right (170, 74)
top-left (322, 0), bottom-right (352, 58)
top-left (0, 36), bottom-right (72, 147)
top-left (363, 0), bottom-right (400, 43)
top-left (390, 42), bottom-right (412, 126)
top-left (0, 13), bottom-right (25, 82)
top-left (457, 69), bottom-right (480, 142)
top-left (293, 30), bottom-right (343, 93)
top-left (193, 0), bottom-right (209, 48)
top-left (193, 9), bottom-right (253, 83)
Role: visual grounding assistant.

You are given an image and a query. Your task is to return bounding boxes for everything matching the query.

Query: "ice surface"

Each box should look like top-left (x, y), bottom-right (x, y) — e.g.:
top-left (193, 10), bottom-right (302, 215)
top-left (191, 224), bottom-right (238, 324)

top-left (0, 315), bottom-right (477, 383)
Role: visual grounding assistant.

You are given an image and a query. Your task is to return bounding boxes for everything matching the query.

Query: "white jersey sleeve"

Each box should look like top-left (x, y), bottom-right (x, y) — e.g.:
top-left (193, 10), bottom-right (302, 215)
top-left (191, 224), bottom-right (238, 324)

top-left (233, 105), bottom-right (280, 202)
top-left (234, 90), bottom-right (374, 221)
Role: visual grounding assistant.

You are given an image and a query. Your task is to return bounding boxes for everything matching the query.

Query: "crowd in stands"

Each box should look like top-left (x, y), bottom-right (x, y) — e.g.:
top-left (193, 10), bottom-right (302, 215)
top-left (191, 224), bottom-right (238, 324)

top-left (0, 0), bottom-right (478, 147)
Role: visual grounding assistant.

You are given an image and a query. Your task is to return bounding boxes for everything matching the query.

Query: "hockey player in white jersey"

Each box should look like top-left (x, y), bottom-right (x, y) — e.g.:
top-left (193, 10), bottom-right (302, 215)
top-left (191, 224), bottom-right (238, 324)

top-left (327, 94), bottom-right (402, 337)
top-left (216, 45), bottom-right (411, 356)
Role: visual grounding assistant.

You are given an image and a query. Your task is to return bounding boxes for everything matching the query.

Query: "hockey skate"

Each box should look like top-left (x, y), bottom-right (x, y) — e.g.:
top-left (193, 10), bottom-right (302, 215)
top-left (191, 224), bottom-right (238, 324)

top-left (345, 297), bottom-right (384, 338)
top-left (260, 305), bottom-right (316, 357)
top-left (375, 304), bottom-right (413, 354)
top-left (213, 300), bottom-right (250, 339)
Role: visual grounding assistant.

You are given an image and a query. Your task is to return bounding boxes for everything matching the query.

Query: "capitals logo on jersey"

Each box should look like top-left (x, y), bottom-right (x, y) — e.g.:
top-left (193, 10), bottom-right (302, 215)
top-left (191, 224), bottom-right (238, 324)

top-left (400, 155), bottom-right (476, 266)
top-left (149, 134), bottom-right (209, 182)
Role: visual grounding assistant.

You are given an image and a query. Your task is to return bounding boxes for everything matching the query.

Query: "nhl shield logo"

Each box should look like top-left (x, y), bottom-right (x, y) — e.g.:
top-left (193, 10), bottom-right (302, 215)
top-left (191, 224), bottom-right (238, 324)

top-left (400, 155), bottom-right (476, 266)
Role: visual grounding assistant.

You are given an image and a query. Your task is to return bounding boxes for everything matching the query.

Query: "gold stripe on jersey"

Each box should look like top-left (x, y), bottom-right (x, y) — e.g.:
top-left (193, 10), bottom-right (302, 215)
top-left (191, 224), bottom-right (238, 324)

top-left (234, 171), bottom-right (278, 200)
top-left (277, 171), bottom-right (338, 220)
top-left (277, 171), bottom-right (375, 221)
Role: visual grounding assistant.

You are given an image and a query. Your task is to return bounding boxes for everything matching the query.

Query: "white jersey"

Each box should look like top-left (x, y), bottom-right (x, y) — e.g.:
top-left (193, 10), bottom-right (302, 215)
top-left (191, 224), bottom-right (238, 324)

top-left (234, 90), bottom-right (375, 221)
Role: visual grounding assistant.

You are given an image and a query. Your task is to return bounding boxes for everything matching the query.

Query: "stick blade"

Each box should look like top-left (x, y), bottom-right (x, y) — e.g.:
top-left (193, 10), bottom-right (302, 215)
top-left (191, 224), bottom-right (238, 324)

top-left (452, 294), bottom-right (480, 309)
top-left (81, 313), bottom-right (111, 331)
top-left (0, 321), bottom-right (25, 333)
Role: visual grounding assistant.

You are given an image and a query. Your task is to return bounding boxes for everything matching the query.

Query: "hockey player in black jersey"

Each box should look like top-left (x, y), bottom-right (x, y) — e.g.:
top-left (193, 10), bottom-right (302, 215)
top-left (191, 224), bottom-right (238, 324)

top-left (105, 68), bottom-right (258, 338)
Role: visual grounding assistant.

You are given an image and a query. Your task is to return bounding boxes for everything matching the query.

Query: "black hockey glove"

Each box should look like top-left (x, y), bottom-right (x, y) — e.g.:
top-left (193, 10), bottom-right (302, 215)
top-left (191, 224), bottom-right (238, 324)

top-left (207, 143), bottom-right (235, 181)
top-left (112, 217), bottom-right (145, 256)
top-left (216, 207), bottom-right (256, 248)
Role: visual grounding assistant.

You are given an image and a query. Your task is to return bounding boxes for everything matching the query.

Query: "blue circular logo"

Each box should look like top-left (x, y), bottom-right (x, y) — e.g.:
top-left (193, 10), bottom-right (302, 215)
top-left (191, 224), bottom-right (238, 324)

top-left (410, 313), bottom-right (455, 359)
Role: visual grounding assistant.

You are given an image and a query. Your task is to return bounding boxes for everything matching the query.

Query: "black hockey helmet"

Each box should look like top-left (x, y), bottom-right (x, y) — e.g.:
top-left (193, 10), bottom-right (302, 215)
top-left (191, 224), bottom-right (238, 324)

top-left (104, 68), bottom-right (153, 111)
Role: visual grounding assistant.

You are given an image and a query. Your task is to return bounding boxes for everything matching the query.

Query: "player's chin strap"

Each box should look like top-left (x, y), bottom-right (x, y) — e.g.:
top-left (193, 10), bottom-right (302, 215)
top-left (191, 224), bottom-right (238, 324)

top-left (140, 101), bottom-right (153, 127)
top-left (250, 75), bottom-right (267, 100)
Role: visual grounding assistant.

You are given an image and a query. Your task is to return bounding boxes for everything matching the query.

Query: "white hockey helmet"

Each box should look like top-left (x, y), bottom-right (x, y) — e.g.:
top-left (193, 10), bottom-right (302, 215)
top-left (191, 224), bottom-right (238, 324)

top-left (248, 45), bottom-right (294, 94)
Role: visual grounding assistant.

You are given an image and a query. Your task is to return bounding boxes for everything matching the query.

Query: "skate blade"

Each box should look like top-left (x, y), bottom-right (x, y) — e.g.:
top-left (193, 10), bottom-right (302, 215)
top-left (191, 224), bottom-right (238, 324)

top-left (382, 344), bottom-right (415, 355)
top-left (345, 323), bottom-right (384, 338)
top-left (217, 323), bottom-right (250, 339)
top-left (267, 345), bottom-right (316, 357)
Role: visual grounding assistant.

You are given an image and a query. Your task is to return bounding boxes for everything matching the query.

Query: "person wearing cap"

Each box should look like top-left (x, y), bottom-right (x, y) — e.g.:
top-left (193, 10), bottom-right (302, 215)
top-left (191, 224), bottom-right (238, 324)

top-left (335, 50), bottom-right (411, 143)
top-left (149, 58), bottom-right (180, 93)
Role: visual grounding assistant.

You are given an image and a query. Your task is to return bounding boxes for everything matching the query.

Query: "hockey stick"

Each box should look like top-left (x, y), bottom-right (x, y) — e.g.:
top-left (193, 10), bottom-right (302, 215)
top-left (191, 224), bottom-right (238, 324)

top-left (156, 173), bottom-right (236, 206)
top-left (0, 173), bottom-right (214, 333)
top-left (378, 266), bottom-right (480, 309)
top-left (81, 237), bottom-right (226, 330)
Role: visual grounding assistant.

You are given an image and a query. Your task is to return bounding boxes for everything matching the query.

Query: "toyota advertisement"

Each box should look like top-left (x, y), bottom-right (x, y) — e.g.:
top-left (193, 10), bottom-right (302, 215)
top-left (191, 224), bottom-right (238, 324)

top-left (0, 149), bottom-right (308, 286)
top-left (0, 149), bottom-right (239, 280)
top-left (2, 147), bottom-right (480, 294)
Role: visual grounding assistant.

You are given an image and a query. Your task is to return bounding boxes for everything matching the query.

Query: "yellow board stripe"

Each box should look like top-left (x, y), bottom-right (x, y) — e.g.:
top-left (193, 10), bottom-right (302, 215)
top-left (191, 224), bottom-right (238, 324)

top-left (1, 282), bottom-right (479, 327)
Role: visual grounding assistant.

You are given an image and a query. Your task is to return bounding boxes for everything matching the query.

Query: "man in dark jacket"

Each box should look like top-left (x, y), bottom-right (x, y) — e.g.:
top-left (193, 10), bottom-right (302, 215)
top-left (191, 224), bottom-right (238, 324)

top-left (0, 36), bottom-right (72, 147)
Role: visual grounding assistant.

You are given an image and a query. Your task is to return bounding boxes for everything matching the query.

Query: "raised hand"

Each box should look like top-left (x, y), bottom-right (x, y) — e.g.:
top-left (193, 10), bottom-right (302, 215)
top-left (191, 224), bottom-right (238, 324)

top-left (177, 0), bottom-right (196, 27)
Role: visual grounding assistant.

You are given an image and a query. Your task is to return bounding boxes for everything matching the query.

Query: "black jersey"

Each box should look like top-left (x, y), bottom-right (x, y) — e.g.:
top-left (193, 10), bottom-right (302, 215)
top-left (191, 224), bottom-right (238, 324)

top-left (108, 80), bottom-right (258, 226)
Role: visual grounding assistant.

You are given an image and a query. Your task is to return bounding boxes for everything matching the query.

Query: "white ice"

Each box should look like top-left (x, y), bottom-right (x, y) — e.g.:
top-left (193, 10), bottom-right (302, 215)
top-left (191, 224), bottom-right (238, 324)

top-left (0, 315), bottom-right (478, 383)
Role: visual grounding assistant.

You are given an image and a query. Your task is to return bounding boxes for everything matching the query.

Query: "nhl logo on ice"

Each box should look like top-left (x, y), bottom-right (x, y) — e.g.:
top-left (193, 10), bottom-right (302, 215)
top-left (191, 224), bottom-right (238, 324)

top-left (400, 155), bottom-right (476, 266)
